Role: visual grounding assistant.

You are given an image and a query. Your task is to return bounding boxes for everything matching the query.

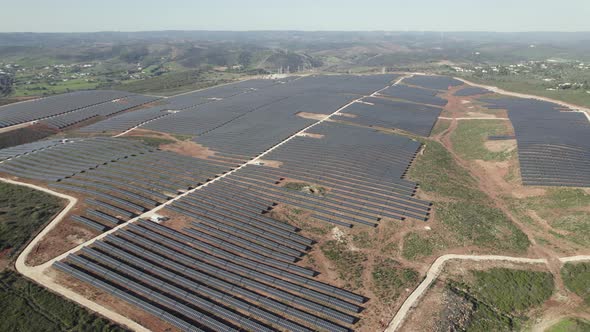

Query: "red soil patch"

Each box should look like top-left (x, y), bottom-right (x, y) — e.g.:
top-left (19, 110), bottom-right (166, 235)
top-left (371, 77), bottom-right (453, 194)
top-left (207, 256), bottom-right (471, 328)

top-left (161, 140), bottom-right (214, 159)
top-left (26, 195), bottom-right (97, 266)
top-left (123, 128), bottom-right (216, 159)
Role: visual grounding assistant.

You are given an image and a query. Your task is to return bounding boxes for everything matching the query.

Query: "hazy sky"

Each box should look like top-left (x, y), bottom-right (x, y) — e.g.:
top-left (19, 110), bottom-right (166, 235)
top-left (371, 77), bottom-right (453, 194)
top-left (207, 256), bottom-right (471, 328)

top-left (1, 0), bottom-right (589, 32)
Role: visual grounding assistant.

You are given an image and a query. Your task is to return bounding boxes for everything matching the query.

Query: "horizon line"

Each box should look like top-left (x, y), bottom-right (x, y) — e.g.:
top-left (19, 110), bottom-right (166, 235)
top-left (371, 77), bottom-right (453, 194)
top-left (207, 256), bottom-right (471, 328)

top-left (1, 30), bottom-right (590, 34)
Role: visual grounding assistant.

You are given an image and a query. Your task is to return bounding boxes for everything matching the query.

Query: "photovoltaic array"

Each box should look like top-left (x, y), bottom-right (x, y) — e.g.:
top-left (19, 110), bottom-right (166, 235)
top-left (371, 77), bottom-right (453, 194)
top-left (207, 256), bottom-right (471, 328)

top-left (3, 73), bottom-right (589, 331)
top-left (0, 90), bottom-right (159, 129)
top-left (333, 97), bottom-right (442, 136)
top-left (202, 122), bottom-right (431, 228)
top-left (482, 97), bottom-right (590, 187)
top-left (454, 87), bottom-right (490, 96)
top-left (0, 137), bottom-right (152, 181)
top-left (0, 74), bottom-right (477, 332)
top-left (55, 217), bottom-right (363, 332)
top-left (402, 75), bottom-right (463, 90)
top-left (378, 85), bottom-right (448, 107)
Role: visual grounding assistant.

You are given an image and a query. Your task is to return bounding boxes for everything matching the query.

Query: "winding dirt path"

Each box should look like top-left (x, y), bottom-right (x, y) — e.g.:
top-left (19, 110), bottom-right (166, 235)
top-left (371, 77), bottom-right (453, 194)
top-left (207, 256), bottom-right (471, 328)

top-left (384, 254), bottom-right (549, 332)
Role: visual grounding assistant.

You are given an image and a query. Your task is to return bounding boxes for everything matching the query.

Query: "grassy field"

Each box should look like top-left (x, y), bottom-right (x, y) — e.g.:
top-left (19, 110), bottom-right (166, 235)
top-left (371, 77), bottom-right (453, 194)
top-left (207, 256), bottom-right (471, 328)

top-left (402, 232), bottom-right (435, 260)
top-left (450, 120), bottom-right (514, 161)
top-left (430, 119), bottom-right (451, 137)
top-left (546, 318), bottom-right (590, 332)
top-left (507, 189), bottom-right (590, 248)
top-left (320, 240), bottom-right (367, 290)
top-left (407, 140), bottom-right (529, 253)
top-left (107, 70), bottom-right (244, 96)
top-left (446, 268), bottom-right (554, 331)
top-left (371, 258), bottom-right (419, 304)
top-left (12, 79), bottom-right (98, 97)
top-left (0, 270), bottom-right (127, 331)
top-left (561, 262), bottom-right (590, 304)
top-left (0, 182), bottom-right (64, 258)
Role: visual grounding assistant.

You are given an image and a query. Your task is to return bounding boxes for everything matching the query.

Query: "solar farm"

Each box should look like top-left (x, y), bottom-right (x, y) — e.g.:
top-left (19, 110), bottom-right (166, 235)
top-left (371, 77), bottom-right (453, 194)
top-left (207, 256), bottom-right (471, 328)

top-left (482, 98), bottom-right (590, 187)
top-left (1, 73), bottom-right (589, 332)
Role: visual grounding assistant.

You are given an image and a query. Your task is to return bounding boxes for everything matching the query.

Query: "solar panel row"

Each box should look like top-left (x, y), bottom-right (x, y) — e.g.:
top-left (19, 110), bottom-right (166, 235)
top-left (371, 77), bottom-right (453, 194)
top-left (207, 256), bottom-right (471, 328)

top-left (55, 216), bottom-right (363, 331)
top-left (50, 149), bottom-right (228, 232)
top-left (41, 95), bottom-right (160, 129)
top-left (334, 97), bottom-right (442, 136)
top-left (0, 90), bottom-right (134, 128)
top-left (220, 121), bottom-right (431, 226)
top-left (482, 97), bottom-right (590, 187)
top-left (0, 137), bottom-right (152, 181)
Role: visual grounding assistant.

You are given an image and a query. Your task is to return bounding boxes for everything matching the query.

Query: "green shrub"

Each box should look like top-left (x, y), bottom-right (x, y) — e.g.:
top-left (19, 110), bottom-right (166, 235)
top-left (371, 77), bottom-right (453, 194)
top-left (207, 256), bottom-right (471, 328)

top-left (546, 317), bottom-right (590, 332)
top-left (402, 232), bottom-right (434, 260)
top-left (321, 240), bottom-right (366, 290)
top-left (562, 262), bottom-right (590, 304)
top-left (468, 268), bottom-right (554, 313)
top-left (0, 182), bottom-right (63, 257)
top-left (0, 271), bottom-right (127, 331)
top-left (372, 258), bottom-right (419, 303)
top-left (446, 267), bottom-right (554, 331)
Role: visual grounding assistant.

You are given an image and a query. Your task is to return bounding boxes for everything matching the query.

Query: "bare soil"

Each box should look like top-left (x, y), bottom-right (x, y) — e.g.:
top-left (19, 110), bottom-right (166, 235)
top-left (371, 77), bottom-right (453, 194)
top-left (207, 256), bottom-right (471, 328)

top-left (161, 140), bottom-right (215, 159)
top-left (298, 132), bottom-right (325, 139)
top-left (296, 112), bottom-right (330, 120)
top-left (254, 159), bottom-right (283, 168)
top-left (124, 128), bottom-right (216, 159)
top-left (26, 196), bottom-right (96, 266)
top-left (337, 112), bottom-right (358, 118)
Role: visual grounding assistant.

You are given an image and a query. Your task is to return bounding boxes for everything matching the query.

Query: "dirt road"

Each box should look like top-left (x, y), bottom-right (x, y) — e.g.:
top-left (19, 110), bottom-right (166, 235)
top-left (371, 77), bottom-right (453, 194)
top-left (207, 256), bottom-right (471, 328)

top-left (385, 254), bottom-right (590, 332)
top-left (455, 77), bottom-right (590, 122)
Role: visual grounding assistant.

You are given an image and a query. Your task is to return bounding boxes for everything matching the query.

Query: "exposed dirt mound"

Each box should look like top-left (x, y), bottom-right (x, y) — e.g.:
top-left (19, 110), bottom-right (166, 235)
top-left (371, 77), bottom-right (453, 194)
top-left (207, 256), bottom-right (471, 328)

top-left (474, 160), bottom-right (546, 198)
top-left (298, 133), bottom-right (325, 139)
top-left (437, 287), bottom-right (476, 332)
top-left (161, 140), bottom-right (214, 159)
top-left (296, 112), bottom-right (329, 120)
top-left (267, 204), bottom-right (313, 228)
top-left (282, 181), bottom-right (327, 196)
top-left (124, 128), bottom-right (215, 159)
top-left (254, 159), bottom-right (283, 168)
